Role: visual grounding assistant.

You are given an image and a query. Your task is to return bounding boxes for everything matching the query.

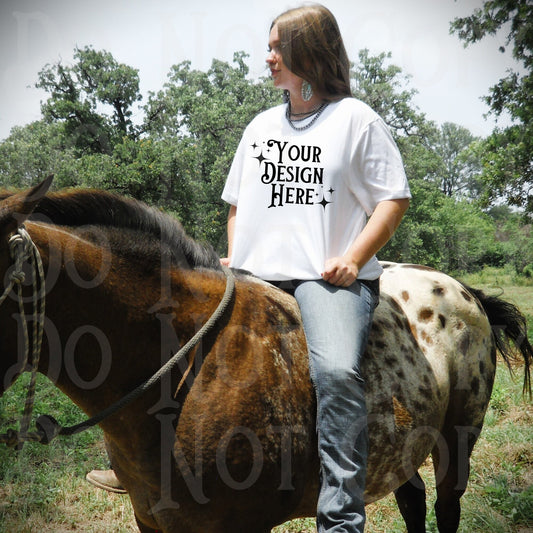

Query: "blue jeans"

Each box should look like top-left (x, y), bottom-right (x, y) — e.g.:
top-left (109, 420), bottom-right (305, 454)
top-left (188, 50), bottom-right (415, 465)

top-left (293, 279), bottom-right (379, 533)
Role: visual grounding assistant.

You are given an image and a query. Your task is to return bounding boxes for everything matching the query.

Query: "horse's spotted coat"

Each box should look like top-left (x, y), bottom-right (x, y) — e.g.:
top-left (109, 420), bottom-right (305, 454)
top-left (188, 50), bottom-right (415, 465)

top-left (3, 182), bottom-right (529, 533)
top-left (360, 262), bottom-right (496, 501)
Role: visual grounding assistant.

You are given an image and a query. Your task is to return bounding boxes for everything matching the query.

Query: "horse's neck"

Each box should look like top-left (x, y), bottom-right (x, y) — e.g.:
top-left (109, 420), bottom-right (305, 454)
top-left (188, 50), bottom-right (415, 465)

top-left (33, 227), bottom-right (223, 422)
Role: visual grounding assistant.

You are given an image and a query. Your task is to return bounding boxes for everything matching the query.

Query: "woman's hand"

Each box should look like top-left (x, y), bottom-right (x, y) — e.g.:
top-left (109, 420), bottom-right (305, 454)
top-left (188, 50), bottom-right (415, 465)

top-left (220, 257), bottom-right (231, 267)
top-left (322, 256), bottom-right (359, 287)
top-left (322, 199), bottom-right (409, 287)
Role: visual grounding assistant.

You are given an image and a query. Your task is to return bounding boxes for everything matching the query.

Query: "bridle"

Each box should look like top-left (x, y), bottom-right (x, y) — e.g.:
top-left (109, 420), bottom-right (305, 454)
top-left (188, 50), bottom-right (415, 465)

top-left (0, 227), bottom-right (235, 449)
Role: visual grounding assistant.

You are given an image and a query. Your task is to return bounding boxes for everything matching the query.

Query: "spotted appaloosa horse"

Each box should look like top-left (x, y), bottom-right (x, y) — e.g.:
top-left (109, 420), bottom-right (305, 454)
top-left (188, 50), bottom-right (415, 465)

top-left (0, 178), bottom-right (531, 533)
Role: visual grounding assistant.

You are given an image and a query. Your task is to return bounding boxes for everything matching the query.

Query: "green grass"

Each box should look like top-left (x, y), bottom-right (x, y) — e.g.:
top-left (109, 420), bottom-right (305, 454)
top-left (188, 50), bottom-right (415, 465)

top-left (0, 375), bottom-right (137, 532)
top-left (460, 265), bottom-right (533, 341)
top-left (1, 269), bottom-right (532, 532)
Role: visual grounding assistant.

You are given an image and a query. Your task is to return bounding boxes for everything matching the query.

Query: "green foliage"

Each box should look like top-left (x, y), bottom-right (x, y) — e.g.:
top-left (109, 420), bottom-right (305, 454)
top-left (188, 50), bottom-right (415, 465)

top-left (484, 478), bottom-right (533, 526)
top-left (142, 52), bottom-right (281, 246)
top-left (451, 0), bottom-right (533, 213)
top-left (0, 45), bottom-right (531, 272)
top-left (382, 178), bottom-right (505, 272)
top-left (492, 207), bottom-right (533, 275)
top-left (352, 49), bottom-right (429, 139)
top-left (36, 45), bottom-right (142, 155)
top-left (1, 50), bottom-right (280, 250)
top-left (488, 376), bottom-right (511, 417)
top-left (468, 127), bottom-right (533, 213)
top-left (429, 122), bottom-right (482, 198)
top-left (0, 121), bottom-right (64, 188)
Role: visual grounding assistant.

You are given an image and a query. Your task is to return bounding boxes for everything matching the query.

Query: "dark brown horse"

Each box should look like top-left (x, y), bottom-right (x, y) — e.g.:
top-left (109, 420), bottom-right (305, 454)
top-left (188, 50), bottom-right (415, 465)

top-left (0, 179), bottom-right (531, 532)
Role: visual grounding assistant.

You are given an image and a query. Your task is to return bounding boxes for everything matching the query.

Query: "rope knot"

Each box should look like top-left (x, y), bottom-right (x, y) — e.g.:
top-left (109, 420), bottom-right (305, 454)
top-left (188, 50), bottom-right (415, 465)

top-left (1, 429), bottom-right (21, 449)
top-left (9, 270), bottom-right (25, 284)
top-left (8, 231), bottom-right (29, 257)
top-left (7, 229), bottom-right (33, 285)
top-left (6, 429), bottom-right (20, 448)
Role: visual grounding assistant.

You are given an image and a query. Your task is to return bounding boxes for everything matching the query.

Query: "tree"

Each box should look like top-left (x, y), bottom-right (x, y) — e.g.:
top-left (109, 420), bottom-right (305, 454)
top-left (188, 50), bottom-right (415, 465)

top-left (36, 46), bottom-right (142, 155)
top-left (351, 49), bottom-right (431, 139)
top-left (487, 205), bottom-right (533, 275)
top-left (0, 119), bottom-right (118, 190)
top-left (350, 50), bottom-right (459, 266)
top-left (451, 0), bottom-right (533, 214)
top-left (0, 47), bottom-right (512, 272)
top-left (385, 176), bottom-right (505, 272)
top-left (430, 122), bottom-right (482, 198)
top-left (0, 121), bottom-right (64, 188)
top-left (143, 52), bottom-right (280, 246)
top-left (350, 49), bottom-right (445, 195)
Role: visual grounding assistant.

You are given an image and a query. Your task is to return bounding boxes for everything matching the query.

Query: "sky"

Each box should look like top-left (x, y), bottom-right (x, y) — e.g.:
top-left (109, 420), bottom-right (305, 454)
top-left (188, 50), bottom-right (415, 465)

top-left (0, 0), bottom-right (520, 141)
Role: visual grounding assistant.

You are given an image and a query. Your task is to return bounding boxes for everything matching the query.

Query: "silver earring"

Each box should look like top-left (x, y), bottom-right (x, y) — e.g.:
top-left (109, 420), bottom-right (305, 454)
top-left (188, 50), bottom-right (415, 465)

top-left (301, 80), bottom-right (313, 102)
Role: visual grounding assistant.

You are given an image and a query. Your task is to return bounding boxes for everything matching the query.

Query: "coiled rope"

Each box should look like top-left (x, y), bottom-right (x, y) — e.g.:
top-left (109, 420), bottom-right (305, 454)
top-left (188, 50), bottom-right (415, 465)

top-left (0, 227), bottom-right (46, 449)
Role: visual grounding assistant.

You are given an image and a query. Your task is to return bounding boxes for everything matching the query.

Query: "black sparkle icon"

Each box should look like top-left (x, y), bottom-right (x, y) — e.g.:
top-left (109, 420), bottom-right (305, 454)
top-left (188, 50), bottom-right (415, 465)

top-left (253, 151), bottom-right (267, 165)
top-left (318, 197), bottom-right (332, 209)
top-left (316, 186), bottom-right (335, 209)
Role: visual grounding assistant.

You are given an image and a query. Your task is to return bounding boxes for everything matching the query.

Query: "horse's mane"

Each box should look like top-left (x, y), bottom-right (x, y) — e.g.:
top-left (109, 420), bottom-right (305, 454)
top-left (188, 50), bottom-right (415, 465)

top-left (9, 188), bottom-right (222, 271)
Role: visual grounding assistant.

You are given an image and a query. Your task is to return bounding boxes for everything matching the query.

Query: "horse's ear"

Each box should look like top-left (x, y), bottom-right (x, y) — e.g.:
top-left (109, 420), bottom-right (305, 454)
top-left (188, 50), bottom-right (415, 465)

top-left (0, 175), bottom-right (54, 237)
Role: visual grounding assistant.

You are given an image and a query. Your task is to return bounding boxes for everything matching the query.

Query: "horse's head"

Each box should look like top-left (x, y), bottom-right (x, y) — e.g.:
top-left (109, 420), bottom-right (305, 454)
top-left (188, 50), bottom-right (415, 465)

top-left (0, 176), bottom-right (53, 395)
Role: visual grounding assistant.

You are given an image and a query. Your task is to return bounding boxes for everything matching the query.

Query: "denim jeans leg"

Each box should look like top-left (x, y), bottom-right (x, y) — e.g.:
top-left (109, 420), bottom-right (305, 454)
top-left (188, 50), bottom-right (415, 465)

top-left (294, 279), bottom-right (378, 533)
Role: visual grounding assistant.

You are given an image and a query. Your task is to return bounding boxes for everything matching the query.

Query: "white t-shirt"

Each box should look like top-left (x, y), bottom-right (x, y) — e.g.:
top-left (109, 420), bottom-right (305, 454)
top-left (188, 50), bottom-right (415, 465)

top-left (222, 97), bottom-right (410, 281)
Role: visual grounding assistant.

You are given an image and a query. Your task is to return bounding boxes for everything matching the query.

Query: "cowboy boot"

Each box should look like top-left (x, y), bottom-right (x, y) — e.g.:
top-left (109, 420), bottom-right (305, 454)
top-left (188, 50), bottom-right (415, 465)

top-left (85, 469), bottom-right (126, 494)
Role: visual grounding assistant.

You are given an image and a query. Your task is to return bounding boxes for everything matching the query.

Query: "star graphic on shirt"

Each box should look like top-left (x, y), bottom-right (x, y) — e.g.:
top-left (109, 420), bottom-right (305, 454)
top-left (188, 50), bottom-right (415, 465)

top-left (253, 150), bottom-right (267, 165)
top-left (316, 187), bottom-right (335, 209)
top-left (318, 197), bottom-right (332, 209)
top-left (251, 142), bottom-right (259, 150)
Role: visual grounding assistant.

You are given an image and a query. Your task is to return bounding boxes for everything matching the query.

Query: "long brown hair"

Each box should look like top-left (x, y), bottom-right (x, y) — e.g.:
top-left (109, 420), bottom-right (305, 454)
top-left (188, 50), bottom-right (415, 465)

top-left (272, 4), bottom-right (352, 100)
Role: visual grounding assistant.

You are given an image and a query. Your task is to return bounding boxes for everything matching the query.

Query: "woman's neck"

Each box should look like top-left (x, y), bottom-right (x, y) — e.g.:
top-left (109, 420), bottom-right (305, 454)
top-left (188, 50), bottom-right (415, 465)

top-left (288, 91), bottom-right (325, 115)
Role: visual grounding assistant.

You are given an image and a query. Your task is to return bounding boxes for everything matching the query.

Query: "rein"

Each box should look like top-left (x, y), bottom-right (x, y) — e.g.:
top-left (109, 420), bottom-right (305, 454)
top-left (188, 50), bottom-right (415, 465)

top-left (0, 228), bottom-right (235, 449)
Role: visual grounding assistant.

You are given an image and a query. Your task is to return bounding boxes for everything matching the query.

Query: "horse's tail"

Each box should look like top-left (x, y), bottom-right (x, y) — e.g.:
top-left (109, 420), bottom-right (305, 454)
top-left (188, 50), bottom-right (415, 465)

top-left (467, 286), bottom-right (533, 398)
